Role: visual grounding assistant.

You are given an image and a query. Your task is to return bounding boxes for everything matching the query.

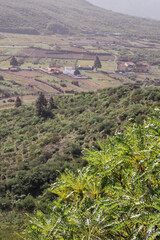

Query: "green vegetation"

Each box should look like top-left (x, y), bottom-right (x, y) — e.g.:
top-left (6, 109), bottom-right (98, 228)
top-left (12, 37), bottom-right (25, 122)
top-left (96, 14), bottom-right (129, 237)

top-left (118, 48), bottom-right (160, 65)
top-left (0, 85), bottom-right (160, 238)
top-left (24, 109), bottom-right (160, 239)
top-left (15, 96), bottom-right (22, 107)
top-left (10, 56), bottom-right (18, 67)
top-left (0, 85), bottom-right (160, 199)
top-left (35, 92), bottom-right (48, 117)
top-left (94, 55), bottom-right (102, 71)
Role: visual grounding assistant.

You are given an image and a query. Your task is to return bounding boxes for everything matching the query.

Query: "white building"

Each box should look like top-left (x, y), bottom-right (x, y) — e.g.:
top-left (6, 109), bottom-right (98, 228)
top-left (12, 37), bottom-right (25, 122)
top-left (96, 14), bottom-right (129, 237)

top-left (63, 67), bottom-right (74, 75)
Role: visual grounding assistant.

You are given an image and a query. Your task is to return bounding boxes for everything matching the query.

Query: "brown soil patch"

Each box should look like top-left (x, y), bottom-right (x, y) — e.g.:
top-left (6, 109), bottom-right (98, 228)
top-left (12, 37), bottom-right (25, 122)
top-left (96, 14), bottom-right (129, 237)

top-left (17, 48), bottom-right (114, 61)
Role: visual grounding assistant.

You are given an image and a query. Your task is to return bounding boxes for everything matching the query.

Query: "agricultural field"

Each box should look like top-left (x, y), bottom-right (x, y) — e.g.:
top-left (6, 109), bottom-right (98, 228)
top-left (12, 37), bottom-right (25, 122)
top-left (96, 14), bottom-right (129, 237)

top-left (0, 32), bottom-right (160, 109)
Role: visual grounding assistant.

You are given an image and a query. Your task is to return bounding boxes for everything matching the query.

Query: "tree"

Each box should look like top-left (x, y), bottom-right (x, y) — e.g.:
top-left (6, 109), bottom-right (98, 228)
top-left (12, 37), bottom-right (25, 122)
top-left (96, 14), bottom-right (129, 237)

top-left (10, 56), bottom-right (18, 67)
top-left (35, 92), bottom-right (47, 117)
top-left (15, 96), bottom-right (22, 107)
top-left (74, 69), bottom-right (81, 76)
top-left (94, 55), bottom-right (102, 71)
top-left (49, 96), bottom-right (57, 110)
top-left (0, 75), bottom-right (4, 81)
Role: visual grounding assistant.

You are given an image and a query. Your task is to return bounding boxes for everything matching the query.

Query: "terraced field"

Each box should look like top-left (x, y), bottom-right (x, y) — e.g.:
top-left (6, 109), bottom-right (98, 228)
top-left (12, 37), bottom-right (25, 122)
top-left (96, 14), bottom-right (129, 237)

top-left (0, 33), bottom-right (160, 109)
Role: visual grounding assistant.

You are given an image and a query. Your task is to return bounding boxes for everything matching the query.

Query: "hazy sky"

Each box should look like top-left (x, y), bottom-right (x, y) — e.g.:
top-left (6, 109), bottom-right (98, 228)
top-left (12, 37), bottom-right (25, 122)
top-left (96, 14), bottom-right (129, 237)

top-left (87, 0), bottom-right (160, 20)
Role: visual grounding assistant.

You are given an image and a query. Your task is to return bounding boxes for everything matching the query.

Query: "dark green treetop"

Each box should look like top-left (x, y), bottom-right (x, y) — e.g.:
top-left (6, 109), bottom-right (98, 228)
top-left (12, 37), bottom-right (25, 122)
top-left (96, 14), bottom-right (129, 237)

top-left (49, 96), bottom-right (57, 110)
top-left (35, 92), bottom-right (47, 117)
top-left (15, 96), bottom-right (22, 107)
top-left (10, 56), bottom-right (18, 66)
top-left (94, 55), bottom-right (102, 71)
top-left (74, 69), bottom-right (81, 76)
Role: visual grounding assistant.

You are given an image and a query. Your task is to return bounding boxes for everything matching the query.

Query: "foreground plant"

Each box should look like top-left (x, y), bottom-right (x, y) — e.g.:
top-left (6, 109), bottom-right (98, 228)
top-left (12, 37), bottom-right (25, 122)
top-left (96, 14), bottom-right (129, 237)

top-left (24, 110), bottom-right (160, 240)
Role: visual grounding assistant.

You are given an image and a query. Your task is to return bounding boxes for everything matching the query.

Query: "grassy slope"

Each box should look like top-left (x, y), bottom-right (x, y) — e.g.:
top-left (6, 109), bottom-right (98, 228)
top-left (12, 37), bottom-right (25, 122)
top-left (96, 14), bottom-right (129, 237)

top-left (0, 0), bottom-right (160, 39)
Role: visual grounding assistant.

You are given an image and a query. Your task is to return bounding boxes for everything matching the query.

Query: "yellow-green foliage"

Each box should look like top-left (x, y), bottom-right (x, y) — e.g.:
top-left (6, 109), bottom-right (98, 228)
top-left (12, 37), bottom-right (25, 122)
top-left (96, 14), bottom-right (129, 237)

top-left (24, 109), bottom-right (160, 239)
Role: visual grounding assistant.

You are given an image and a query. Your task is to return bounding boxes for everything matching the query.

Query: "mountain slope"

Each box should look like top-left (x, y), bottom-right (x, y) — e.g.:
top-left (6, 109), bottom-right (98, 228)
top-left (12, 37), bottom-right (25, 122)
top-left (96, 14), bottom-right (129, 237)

top-left (0, 85), bottom-right (160, 238)
top-left (0, 0), bottom-right (160, 39)
top-left (0, 85), bottom-right (160, 199)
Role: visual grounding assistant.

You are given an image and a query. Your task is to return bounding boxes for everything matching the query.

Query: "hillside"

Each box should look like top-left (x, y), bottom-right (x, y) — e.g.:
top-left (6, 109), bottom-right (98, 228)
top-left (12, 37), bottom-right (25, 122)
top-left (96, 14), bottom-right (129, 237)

top-left (0, 85), bottom-right (160, 198)
top-left (0, 85), bottom-right (160, 239)
top-left (25, 110), bottom-right (160, 239)
top-left (0, 0), bottom-right (160, 39)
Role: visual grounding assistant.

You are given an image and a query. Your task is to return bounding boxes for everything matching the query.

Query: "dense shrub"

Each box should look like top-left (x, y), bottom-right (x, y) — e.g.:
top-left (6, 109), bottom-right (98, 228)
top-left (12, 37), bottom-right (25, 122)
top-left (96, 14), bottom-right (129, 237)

top-left (0, 85), bottom-right (160, 210)
top-left (16, 195), bottom-right (35, 212)
top-left (119, 111), bottom-right (128, 121)
top-left (24, 111), bottom-right (160, 240)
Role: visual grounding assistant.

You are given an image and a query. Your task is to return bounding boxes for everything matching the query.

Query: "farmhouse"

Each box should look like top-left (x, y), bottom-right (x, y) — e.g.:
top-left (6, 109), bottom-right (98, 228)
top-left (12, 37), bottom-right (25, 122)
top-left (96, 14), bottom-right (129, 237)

top-left (63, 67), bottom-right (74, 75)
top-left (77, 65), bottom-right (93, 70)
top-left (124, 62), bottom-right (135, 71)
top-left (117, 62), bottom-right (135, 72)
top-left (62, 66), bottom-right (89, 79)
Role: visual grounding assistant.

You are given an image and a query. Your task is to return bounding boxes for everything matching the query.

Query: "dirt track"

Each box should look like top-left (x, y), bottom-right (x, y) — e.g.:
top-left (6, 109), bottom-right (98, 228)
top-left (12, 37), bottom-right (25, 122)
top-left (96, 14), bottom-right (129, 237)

top-left (79, 79), bottom-right (103, 89)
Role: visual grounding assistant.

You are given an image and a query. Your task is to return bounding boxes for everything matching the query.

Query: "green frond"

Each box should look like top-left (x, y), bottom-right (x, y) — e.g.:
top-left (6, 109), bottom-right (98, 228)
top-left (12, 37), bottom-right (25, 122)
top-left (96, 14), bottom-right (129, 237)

top-left (24, 111), bottom-right (160, 239)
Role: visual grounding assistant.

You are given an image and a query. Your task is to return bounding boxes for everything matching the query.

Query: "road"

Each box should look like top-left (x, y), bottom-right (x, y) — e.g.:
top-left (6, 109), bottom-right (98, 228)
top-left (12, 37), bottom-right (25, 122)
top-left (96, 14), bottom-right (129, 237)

top-left (0, 33), bottom-right (29, 48)
top-left (0, 45), bottom-right (28, 48)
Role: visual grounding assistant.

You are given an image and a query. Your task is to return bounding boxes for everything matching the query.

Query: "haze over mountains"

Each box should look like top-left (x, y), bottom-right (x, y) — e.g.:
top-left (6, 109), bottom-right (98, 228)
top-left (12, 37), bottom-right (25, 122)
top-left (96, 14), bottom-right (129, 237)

top-left (88, 0), bottom-right (160, 20)
top-left (0, 0), bottom-right (160, 40)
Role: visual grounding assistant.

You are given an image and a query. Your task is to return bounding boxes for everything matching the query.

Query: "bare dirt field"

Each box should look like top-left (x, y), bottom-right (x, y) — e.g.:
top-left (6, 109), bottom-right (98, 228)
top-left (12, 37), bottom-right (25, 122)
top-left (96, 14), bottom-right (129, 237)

top-left (16, 48), bottom-right (115, 61)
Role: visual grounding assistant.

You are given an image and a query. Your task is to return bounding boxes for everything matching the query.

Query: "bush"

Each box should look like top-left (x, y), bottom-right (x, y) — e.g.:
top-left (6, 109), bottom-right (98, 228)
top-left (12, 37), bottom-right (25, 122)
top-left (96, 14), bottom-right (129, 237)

top-left (69, 143), bottom-right (82, 157)
top-left (0, 198), bottom-right (12, 210)
top-left (8, 99), bottom-right (15, 102)
top-left (16, 195), bottom-right (35, 212)
top-left (119, 112), bottom-right (128, 121)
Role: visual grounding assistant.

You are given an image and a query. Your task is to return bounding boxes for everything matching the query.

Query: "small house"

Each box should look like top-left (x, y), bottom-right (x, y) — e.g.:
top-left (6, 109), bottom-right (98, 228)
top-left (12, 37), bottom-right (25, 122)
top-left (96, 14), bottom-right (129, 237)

top-left (124, 62), bottom-right (135, 72)
top-left (117, 62), bottom-right (135, 72)
top-left (77, 65), bottom-right (93, 71)
top-left (63, 67), bottom-right (74, 75)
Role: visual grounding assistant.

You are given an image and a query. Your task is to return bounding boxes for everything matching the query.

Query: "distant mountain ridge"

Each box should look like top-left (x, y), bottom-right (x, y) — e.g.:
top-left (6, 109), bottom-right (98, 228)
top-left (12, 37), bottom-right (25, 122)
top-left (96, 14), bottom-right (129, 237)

top-left (88, 0), bottom-right (160, 21)
top-left (0, 0), bottom-right (160, 39)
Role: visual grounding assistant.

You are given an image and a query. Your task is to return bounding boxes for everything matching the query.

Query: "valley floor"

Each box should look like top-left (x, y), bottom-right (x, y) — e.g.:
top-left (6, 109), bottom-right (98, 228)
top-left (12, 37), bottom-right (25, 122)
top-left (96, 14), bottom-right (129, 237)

top-left (0, 33), bottom-right (160, 109)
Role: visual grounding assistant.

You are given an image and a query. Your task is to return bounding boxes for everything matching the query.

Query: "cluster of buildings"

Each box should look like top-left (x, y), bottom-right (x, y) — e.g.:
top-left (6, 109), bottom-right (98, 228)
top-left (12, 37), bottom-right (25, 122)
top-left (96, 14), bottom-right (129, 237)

top-left (118, 61), bottom-right (150, 73)
top-left (47, 65), bottom-right (93, 78)
top-left (0, 64), bottom-right (94, 79)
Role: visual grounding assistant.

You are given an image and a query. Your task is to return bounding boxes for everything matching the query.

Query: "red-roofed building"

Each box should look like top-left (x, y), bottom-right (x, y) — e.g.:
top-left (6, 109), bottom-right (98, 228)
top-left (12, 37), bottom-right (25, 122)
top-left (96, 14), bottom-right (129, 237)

top-left (77, 65), bottom-right (93, 70)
